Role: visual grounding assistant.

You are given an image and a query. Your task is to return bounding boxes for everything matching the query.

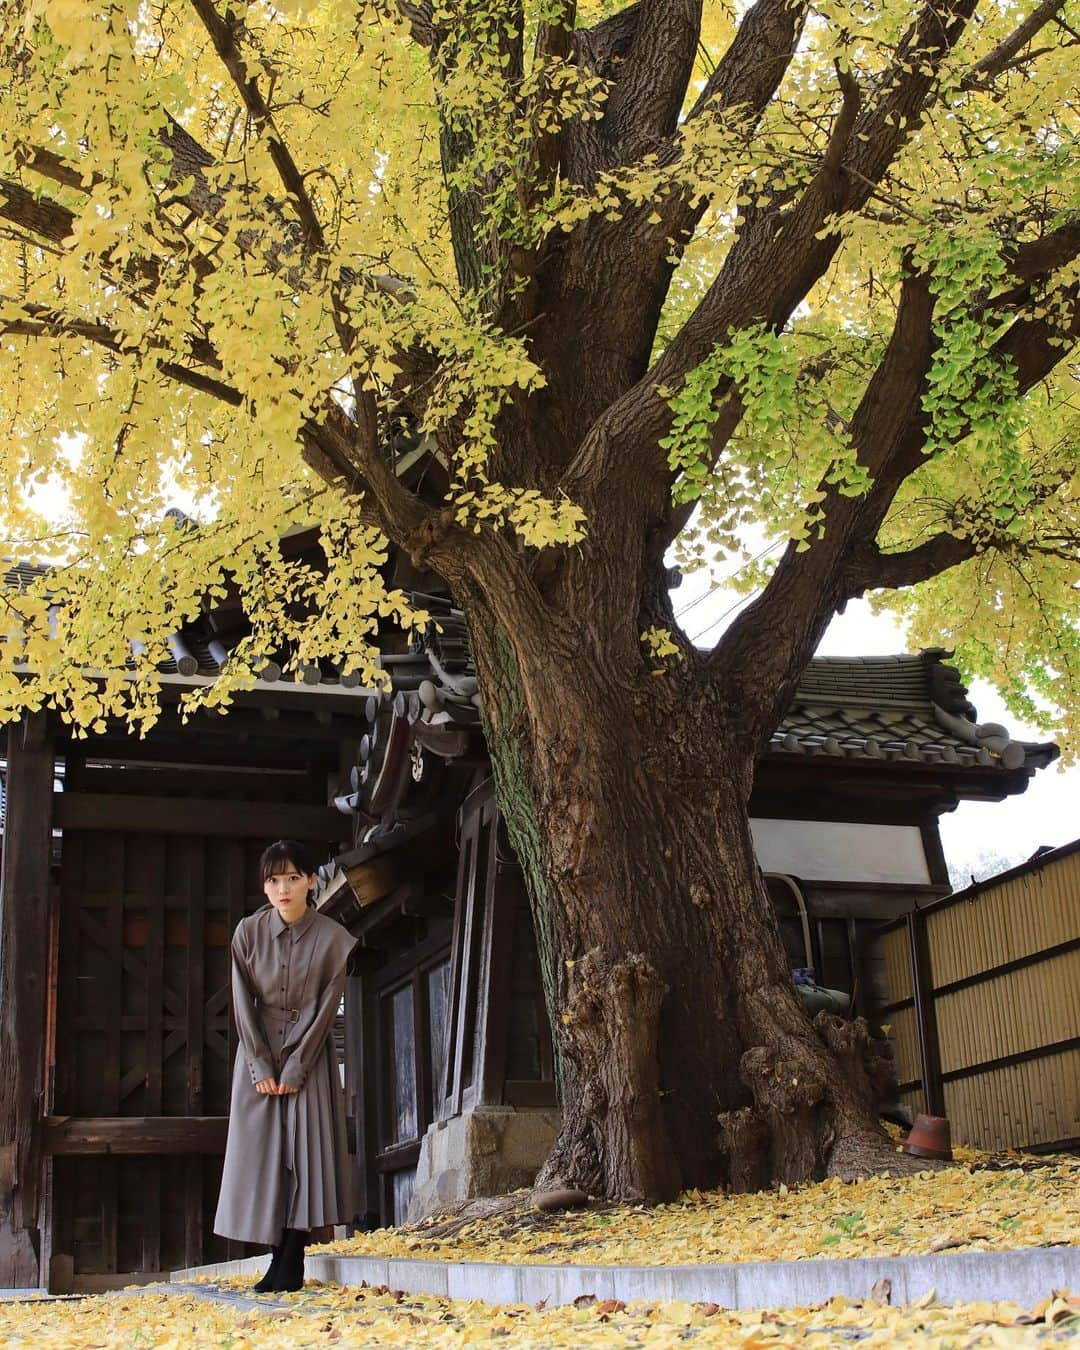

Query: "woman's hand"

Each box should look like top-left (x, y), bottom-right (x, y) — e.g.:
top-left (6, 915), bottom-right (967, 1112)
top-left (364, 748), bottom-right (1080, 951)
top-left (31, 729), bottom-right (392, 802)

top-left (275, 1082), bottom-right (300, 1094)
top-left (254, 1077), bottom-right (278, 1095)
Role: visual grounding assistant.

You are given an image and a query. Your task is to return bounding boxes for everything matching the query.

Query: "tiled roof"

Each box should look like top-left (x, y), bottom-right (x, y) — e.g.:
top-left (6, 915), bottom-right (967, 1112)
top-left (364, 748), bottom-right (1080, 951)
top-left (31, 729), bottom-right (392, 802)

top-left (3, 554), bottom-right (1057, 779)
top-left (770, 650), bottom-right (1057, 774)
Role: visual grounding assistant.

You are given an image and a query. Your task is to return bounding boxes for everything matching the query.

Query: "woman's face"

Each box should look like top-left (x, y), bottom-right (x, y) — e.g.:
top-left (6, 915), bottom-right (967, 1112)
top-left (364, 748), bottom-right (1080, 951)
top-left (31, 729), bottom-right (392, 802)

top-left (263, 863), bottom-right (313, 920)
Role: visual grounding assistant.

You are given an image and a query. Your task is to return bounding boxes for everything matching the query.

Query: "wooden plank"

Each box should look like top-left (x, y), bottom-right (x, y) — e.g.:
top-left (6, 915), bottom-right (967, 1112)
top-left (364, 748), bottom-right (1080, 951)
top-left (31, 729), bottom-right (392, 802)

top-left (0, 712), bottom-right (56, 1288)
top-left (344, 975), bottom-right (368, 1219)
top-left (54, 793), bottom-right (346, 841)
top-left (343, 856), bottom-right (397, 907)
top-left (446, 830), bottom-right (476, 1118)
top-left (459, 800), bottom-right (494, 1100)
top-left (504, 1081), bottom-right (560, 1109)
top-left (479, 804), bottom-right (513, 1107)
top-left (102, 835), bottom-right (125, 1119)
top-left (223, 840), bottom-right (250, 1263)
top-left (141, 1157), bottom-right (161, 1274)
top-left (184, 1155), bottom-right (202, 1270)
top-left (225, 842), bottom-right (247, 1077)
top-left (143, 841), bottom-right (165, 1272)
top-left (186, 838), bottom-right (206, 1118)
top-left (184, 838), bottom-right (206, 1272)
top-left (909, 910), bottom-right (945, 1117)
top-left (413, 969), bottom-right (433, 1147)
top-left (101, 1156), bottom-right (117, 1274)
top-left (42, 1116), bottom-right (229, 1155)
top-left (74, 766), bottom-right (313, 803)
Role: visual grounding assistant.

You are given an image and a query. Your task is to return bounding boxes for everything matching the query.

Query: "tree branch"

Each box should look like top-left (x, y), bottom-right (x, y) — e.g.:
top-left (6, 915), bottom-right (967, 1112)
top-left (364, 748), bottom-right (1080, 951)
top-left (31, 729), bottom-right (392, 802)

top-left (844, 533), bottom-right (977, 592)
top-left (0, 297), bottom-right (428, 540)
top-left (961, 0), bottom-right (1067, 88)
top-left (0, 178), bottom-right (75, 246)
top-left (529, 0), bottom-right (578, 194)
top-left (561, 56), bottom-right (865, 533)
top-left (1, 302), bottom-right (243, 405)
top-left (1000, 220), bottom-right (1080, 289)
top-left (581, 0), bottom-right (978, 535)
top-left (395, 1), bottom-right (434, 47)
top-left (602, 0), bottom-right (703, 159)
top-left (574, 2), bottom-right (642, 83)
top-left (684, 0), bottom-right (804, 128)
top-left (187, 0), bottom-right (326, 252)
top-left (703, 248), bottom-right (1076, 755)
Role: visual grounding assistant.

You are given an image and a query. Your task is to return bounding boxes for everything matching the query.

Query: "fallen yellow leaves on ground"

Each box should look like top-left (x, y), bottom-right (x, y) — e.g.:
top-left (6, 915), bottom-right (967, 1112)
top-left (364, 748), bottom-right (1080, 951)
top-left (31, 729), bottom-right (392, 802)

top-left (1, 1284), bottom-right (1078, 1347)
top-left (321, 1153), bottom-right (1079, 1268)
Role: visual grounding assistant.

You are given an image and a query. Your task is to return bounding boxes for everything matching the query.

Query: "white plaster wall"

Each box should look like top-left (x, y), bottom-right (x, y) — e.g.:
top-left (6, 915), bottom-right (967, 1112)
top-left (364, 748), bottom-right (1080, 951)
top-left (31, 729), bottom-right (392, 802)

top-left (750, 818), bottom-right (931, 885)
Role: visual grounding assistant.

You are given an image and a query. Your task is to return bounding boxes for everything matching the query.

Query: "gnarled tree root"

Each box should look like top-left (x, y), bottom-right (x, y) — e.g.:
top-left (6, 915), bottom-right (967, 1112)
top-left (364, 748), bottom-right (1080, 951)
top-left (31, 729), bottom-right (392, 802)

top-left (718, 1012), bottom-right (947, 1187)
top-left (534, 947), bottom-right (681, 1201)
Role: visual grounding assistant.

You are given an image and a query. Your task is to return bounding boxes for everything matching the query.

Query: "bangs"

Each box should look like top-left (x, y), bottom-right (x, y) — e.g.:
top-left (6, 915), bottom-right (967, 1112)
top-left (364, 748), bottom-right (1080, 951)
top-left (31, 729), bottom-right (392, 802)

top-left (259, 839), bottom-right (318, 883)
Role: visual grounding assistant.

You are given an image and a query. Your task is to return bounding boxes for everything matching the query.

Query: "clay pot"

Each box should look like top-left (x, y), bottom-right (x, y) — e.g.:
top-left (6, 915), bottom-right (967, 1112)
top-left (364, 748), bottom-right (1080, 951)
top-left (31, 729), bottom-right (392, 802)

top-left (902, 1113), bottom-right (953, 1161)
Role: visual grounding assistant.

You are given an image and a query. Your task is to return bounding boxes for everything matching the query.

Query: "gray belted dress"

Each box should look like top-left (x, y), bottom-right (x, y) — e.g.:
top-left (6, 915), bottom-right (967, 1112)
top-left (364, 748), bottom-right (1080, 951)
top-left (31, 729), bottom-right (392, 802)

top-left (213, 903), bottom-right (359, 1245)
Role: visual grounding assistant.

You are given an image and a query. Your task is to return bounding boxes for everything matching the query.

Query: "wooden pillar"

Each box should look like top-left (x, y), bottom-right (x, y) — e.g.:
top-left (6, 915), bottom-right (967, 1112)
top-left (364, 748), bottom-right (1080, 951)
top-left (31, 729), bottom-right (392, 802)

top-left (908, 908), bottom-right (945, 1118)
top-left (0, 712), bottom-right (56, 1287)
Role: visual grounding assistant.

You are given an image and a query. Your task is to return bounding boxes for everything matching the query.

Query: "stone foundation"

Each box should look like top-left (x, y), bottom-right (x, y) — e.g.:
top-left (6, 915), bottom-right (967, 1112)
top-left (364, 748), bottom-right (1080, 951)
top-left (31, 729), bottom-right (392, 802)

top-left (407, 1106), bottom-right (562, 1223)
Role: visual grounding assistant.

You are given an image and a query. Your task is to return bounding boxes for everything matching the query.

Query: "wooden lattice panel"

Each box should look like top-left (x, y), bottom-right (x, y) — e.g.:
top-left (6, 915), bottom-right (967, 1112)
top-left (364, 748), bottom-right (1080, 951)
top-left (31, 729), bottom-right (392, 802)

top-left (881, 923), bottom-right (913, 1004)
top-left (927, 851), bottom-right (1080, 986)
top-left (944, 1047), bottom-right (1080, 1153)
top-left (934, 949), bottom-right (1080, 1076)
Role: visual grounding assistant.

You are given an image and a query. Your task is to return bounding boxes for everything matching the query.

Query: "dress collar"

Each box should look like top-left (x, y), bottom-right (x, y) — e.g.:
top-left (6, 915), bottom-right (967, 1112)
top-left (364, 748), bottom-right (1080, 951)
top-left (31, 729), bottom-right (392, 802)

top-left (270, 903), bottom-right (317, 940)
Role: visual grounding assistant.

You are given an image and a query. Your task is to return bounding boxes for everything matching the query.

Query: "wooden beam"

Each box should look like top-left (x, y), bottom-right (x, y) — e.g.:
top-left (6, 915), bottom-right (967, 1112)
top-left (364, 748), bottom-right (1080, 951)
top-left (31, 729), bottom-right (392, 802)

top-left (0, 712), bottom-right (56, 1288)
top-left (343, 856), bottom-right (397, 908)
top-left (908, 910), bottom-right (946, 1117)
top-left (53, 792), bottom-right (347, 841)
top-left (41, 1116), bottom-right (228, 1155)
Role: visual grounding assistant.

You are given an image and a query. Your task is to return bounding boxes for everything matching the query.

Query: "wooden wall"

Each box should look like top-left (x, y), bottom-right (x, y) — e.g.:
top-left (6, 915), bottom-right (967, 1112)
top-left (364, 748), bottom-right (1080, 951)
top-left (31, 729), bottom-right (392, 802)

top-left (879, 845), bottom-right (1080, 1153)
top-left (0, 713), bottom-right (55, 1288)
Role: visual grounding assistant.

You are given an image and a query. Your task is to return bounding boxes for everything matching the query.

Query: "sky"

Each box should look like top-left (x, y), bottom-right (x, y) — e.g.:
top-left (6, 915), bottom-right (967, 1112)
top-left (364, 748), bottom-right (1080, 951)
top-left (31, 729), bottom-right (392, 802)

top-left (674, 571), bottom-right (1077, 882)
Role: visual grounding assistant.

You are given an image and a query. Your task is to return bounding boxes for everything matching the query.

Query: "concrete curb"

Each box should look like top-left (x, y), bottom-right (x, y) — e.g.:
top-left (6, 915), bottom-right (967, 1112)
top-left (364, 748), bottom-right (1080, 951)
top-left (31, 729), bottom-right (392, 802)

top-left (172, 1244), bottom-right (1079, 1311)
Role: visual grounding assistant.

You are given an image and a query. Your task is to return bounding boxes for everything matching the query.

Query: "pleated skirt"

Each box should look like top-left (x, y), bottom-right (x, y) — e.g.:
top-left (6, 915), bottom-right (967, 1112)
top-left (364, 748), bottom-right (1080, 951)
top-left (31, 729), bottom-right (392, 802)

top-left (213, 1035), bottom-right (356, 1246)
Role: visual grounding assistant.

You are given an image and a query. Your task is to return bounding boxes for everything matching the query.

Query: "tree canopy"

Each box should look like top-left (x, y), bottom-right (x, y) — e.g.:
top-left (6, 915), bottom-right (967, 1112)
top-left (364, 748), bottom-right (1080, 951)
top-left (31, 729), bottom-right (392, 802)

top-left (0, 0), bottom-right (1077, 743)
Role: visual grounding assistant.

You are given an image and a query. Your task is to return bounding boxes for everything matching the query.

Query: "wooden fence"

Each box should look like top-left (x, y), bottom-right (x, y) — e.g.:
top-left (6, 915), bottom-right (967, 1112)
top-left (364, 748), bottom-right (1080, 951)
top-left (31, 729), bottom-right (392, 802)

top-left (878, 840), bottom-right (1080, 1153)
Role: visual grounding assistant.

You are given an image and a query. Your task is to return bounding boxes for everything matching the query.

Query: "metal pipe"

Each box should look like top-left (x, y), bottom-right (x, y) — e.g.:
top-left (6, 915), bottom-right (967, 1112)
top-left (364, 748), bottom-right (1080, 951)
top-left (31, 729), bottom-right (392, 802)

top-left (764, 872), bottom-right (814, 970)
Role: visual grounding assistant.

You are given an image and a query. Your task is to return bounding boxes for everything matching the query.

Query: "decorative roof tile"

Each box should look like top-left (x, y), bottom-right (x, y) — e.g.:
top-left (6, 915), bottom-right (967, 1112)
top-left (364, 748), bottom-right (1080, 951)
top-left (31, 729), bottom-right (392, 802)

top-left (769, 651), bottom-right (1056, 775)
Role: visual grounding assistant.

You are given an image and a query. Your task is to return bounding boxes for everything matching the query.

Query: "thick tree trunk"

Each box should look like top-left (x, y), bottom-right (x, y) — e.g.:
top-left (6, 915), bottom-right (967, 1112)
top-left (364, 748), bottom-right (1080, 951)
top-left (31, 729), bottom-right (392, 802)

top-left (462, 609), bottom-right (906, 1200)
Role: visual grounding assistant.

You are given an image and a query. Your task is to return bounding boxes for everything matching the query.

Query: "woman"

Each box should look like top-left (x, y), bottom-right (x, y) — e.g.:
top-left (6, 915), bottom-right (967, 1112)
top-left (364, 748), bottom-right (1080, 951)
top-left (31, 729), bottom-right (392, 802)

top-left (213, 839), bottom-right (358, 1292)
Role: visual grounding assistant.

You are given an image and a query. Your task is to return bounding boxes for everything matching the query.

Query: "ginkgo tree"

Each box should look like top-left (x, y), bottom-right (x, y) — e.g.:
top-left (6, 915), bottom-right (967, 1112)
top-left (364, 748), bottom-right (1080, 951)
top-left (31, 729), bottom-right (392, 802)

top-left (0, 0), bottom-right (1077, 1200)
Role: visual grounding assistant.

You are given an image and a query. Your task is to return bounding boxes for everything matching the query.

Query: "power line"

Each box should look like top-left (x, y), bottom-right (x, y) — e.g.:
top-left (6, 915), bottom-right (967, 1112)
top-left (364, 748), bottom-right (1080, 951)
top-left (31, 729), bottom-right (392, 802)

top-left (690, 590), bottom-right (758, 646)
top-left (678, 539), bottom-right (786, 643)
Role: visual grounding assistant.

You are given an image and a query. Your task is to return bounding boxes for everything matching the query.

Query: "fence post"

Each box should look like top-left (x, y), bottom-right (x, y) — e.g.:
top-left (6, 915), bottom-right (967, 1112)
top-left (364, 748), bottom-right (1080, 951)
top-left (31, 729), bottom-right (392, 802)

top-left (908, 907), bottom-right (945, 1117)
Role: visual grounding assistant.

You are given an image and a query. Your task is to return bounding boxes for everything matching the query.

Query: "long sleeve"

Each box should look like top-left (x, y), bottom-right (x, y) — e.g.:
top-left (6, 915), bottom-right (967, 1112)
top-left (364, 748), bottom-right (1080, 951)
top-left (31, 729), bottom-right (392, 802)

top-left (231, 927), bottom-right (276, 1085)
top-left (277, 960), bottom-right (349, 1091)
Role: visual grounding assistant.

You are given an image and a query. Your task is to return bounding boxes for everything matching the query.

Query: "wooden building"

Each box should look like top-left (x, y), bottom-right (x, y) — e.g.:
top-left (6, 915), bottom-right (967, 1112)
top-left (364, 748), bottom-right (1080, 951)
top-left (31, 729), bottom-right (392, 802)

top-left (0, 548), bottom-right (1058, 1288)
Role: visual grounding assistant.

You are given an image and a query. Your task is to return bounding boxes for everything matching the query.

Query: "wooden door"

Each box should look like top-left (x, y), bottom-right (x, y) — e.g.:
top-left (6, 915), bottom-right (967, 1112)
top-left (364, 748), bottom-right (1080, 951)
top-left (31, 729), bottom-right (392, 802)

top-left (49, 831), bottom-right (263, 1288)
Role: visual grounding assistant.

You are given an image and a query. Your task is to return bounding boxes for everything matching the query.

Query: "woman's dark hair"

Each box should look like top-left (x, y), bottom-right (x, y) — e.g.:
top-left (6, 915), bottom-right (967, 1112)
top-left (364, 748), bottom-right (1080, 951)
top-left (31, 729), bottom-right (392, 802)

top-left (259, 839), bottom-right (319, 884)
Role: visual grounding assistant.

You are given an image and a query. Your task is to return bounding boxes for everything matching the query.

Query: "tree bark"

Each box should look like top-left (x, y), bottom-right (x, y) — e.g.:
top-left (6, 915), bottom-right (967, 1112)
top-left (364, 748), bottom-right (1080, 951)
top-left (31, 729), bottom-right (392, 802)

top-left (459, 596), bottom-right (903, 1199)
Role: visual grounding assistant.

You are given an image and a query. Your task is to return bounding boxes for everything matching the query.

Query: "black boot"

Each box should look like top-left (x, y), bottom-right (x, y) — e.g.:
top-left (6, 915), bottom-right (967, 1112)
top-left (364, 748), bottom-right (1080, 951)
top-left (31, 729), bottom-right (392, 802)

top-left (252, 1236), bottom-right (284, 1293)
top-left (274, 1227), bottom-right (307, 1292)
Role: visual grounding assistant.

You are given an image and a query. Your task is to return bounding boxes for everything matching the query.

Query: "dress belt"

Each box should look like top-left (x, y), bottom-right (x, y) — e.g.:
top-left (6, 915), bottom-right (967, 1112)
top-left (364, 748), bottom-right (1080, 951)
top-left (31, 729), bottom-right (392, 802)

top-left (259, 1004), bottom-right (300, 1022)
